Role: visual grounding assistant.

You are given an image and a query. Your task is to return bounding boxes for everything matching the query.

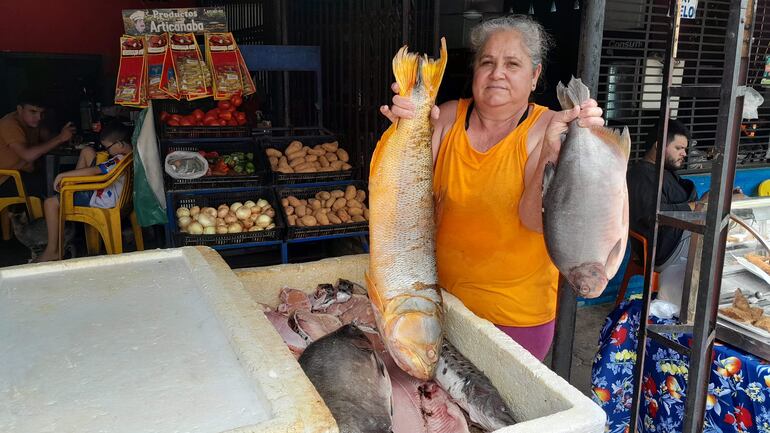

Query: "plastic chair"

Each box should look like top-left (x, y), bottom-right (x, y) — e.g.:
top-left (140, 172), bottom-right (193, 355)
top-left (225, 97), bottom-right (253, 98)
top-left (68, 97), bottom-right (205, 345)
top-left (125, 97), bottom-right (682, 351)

top-left (758, 179), bottom-right (770, 197)
top-left (0, 169), bottom-right (43, 241)
top-left (615, 230), bottom-right (659, 307)
top-left (58, 153), bottom-right (144, 259)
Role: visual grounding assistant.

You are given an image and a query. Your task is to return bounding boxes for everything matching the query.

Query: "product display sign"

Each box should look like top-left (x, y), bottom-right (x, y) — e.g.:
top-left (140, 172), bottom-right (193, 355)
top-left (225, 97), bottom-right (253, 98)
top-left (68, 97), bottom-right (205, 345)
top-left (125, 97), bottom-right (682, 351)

top-left (123, 8), bottom-right (227, 35)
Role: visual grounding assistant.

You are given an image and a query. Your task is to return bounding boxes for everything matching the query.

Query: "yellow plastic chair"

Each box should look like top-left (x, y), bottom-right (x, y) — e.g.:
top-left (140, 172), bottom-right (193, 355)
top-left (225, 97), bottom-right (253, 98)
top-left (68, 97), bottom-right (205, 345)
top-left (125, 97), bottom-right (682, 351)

top-left (58, 153), bottom-right (144, 259)
top-left (758, 179), bottom-right (770, 197)
top-left (0, 169), bottom-right (43, 240)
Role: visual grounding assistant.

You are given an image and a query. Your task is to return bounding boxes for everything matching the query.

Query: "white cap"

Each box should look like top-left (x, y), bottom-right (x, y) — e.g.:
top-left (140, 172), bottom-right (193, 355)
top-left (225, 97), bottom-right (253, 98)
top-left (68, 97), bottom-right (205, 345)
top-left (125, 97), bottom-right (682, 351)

top-left (129, 10), bottom-right (145, 22)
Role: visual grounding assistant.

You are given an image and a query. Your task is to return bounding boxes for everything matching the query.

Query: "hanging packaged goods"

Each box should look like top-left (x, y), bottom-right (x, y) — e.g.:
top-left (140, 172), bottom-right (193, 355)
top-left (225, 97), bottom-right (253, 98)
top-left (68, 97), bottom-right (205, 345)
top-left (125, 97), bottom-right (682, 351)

top-left (169, 33), bottom-right (212, 100)
top-left (115, 36), bottom-right (148, 108)
top-left (146, 34), bottom-right (171, 100)
top-left (205, 33), bottom-right (243, 100)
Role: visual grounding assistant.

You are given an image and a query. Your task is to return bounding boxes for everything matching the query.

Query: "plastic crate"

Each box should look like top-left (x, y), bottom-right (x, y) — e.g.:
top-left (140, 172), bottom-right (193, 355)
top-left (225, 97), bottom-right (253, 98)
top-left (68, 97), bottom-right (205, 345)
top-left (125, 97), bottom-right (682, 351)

top-left (154, 99), bottom-right (251, 140)
top-left (276, 181), bottom-right (369, 240)
top-left (169, 188), bottom-right (283, 247)
top-left (259, 130), bottom-right (355, 185)
top-left (163, 140), bottom-right (270, 191)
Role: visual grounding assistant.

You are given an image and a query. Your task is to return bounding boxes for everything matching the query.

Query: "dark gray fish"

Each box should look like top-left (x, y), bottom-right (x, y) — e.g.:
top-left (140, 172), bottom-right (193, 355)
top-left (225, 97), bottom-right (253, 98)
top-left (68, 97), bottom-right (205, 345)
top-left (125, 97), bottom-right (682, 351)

top-left (337, 278), bottom-right (368, 296)
top-left (434, 341), bottom-right (516, 431)
top-left (542, 76), bottom-right (630, 298)
top-left (299, 324), bottom-right (393, 433)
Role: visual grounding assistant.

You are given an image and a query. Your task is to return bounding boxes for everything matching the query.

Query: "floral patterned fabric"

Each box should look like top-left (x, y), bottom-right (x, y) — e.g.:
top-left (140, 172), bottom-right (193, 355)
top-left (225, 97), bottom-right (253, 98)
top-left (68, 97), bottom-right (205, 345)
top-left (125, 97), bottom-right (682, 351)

top-left (591, 298), bottom-right (770, 433)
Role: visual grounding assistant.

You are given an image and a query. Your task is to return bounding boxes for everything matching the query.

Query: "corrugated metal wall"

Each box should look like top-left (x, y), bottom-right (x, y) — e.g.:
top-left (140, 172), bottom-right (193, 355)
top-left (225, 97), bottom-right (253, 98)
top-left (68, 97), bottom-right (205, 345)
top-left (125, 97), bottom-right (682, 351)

top-left (599, 0), bottom-right (768, 171)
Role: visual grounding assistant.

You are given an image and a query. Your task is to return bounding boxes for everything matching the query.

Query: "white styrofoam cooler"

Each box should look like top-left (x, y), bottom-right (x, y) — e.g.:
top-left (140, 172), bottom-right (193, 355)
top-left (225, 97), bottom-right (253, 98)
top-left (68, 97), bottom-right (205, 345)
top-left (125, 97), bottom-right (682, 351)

top-left (0, 247), bottom-right (335, 433)
top-left (235, 254), bottom-right (607, 433)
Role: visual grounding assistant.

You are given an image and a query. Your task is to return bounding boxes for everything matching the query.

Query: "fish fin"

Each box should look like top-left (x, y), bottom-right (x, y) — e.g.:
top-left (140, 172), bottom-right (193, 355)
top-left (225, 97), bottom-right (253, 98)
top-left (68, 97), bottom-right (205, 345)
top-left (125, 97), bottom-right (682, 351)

top-left (420, 37), bottom-right (448, 100)
top-left (590, 125), bottom-right (631, 161)
top-left (542, 161), bottom-right (556, 198)
top-left (604, 238), bottom-right (624, 275)
top-left (392, 45), bottom-right (419, 98)
top-left (370, 123), bottom-right (397, 176)
top-left (557, 76), bottom-right (591, 110)
top-left (365, 272), bottom-right (385, 313)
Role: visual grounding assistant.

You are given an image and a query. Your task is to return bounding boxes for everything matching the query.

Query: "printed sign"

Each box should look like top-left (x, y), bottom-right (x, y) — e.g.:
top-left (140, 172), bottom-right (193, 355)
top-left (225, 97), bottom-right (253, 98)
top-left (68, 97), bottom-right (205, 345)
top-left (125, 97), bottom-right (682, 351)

top-left (680, 0), bottom-right (698, 19)
top-left (123, 8), bottom-right (227, 35)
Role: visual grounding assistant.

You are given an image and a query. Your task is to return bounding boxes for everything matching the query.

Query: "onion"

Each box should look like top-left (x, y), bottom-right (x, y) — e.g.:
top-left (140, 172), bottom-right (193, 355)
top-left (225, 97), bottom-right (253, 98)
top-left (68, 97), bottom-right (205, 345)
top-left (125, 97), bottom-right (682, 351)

top-left (230, 202), bottom-right (243, 212)
top-left (205, 207), bottom-right (218, 218)
top-left (266, 223), bottom-right (276, 230)
top-left (235, 206), bottom-right (252, 220)
top-left (203, 226), bottom-right (216, 234)
top-left (197, 213), bottom-right (215, 228)
top-left (217, 207), bottom-right (229, 218)
top-left (224, 214), bottom-right (238, 224)
top-left (187, 222), bottom-right (204, 234)
top-left (216, 225), bottom-right (228, 234)
top-left (249, 226), bottom-right (263, 232)
top-left (265, 208), bottom-right (276, 218)
top-left (249, 213), bottom-right (259, 222)
top-left (178, 216), bottom-right (192, 229)
top-left (216, 217), bottom-right (226, 226)
top-left (244, 200), bottom-right (256, 208)
top-left (190, 206), bottom-right (201, 217)
top-left (251, 205), bottom-right (262, 215)
top-left (176, 207), bottom-right (190, 218)
top-left (256, 214), bottom-right (272, 228)
top-left (228, 222), bottom-right (243, 233)
top-left (256, 199), bottom-right (269, 208)
top-left (241, 219), bottom-right (254, 229)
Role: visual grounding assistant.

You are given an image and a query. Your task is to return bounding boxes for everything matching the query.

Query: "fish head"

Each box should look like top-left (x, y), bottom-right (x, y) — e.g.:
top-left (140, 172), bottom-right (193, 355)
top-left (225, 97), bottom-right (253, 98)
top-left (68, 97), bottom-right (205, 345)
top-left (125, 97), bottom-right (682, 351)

top-left (567, 262), bottom-right (608, 298)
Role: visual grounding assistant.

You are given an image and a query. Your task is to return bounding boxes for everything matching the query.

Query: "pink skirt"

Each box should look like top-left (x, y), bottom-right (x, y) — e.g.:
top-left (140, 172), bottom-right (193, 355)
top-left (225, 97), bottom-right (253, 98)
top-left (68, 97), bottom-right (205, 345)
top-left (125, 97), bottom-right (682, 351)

top-left (495, 320), bottom-right (556, 361)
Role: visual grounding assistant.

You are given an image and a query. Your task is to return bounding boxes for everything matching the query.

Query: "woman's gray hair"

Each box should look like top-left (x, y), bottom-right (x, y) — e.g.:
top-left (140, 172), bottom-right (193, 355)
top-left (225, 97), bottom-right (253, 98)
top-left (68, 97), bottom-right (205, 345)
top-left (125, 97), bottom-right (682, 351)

top-left (469, 15), bottom-right (552, 67)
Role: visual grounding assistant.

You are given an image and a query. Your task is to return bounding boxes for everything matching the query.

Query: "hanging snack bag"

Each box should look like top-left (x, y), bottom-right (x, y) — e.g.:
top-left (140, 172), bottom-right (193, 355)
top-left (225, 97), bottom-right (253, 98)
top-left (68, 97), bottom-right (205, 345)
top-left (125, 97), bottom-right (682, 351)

top-left (115, 36), bottom-right (146, 106)
top-left (146, 33), bottom-right (170, 100)
top-left (160, 46), bottom-right (181, 100)
top-left (235, 48), bottom-right (256, 96)
top-left (169, 33), bottom-right (209, 99)
top-left (206, 32), bottom-right (243, 100)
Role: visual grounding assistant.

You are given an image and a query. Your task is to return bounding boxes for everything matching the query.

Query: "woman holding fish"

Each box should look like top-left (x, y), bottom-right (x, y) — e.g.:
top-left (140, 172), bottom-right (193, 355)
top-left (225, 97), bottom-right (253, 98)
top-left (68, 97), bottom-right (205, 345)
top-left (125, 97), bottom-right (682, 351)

top-left (375, 15), bottom-right (609, 361)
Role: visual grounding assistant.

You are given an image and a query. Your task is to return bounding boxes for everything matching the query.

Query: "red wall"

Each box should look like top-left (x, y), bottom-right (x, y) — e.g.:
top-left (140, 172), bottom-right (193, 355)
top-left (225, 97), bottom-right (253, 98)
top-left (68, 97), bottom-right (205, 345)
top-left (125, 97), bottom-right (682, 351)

top-left (0, 0), bottom-right (194, 75)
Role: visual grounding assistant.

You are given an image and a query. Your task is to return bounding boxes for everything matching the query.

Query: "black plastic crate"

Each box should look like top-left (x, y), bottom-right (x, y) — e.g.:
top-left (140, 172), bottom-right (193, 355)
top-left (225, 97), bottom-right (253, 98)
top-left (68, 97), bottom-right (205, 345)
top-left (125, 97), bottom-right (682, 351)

top-left (163, 140), bottom-right (269, 191)
top-left (277, 181), bottom-right (369, 240)
top-left (154, 99), bottom-right (251, 139)
top-left (259, 130), bottom-right (355, 185)
top-left (169, 188), bottom-right (284, 247)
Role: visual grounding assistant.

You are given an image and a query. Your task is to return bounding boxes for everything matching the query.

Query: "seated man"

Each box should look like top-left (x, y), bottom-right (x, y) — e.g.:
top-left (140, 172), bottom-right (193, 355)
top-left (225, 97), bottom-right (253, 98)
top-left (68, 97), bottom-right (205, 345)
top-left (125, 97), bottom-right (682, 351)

top-left (0, 91), bottom-right (75, 198)
top-left (627, 119), bottom-right (699, 271)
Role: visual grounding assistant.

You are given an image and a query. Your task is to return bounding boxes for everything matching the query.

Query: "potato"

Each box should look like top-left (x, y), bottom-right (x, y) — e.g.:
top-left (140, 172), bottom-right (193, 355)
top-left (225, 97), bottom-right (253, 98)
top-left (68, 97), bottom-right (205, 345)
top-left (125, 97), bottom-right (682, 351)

top-left (355, 190), bottom-right (366, 202)
top-left (301, 215), bottom-right (318, 226)
top-left (269, 156), bottom-right (279, 167)
top-left (281, 198), bottom-right (289, 207)
top-left (286, 140), bottom-right (303, 154)
top-left (325, 197), bottom-right (337, 208)
top-left (351, 215), bottom-right (366, 222)
top-left (296, 166), bottom-right (317, 173)
top-left (330, 160), bottom-right (345, 170)
top-left (332, 198), bottom-right (347, 211)
top-left (285, 205), bottom-right (294, 216)
top-left (337, 148), bottom-right (349, 162)
top-left (287, 196), bottom-right (301, 207)
top-left (344, 185), bottom-right (357, 200)
top-left (341, 162), bottom-right (352, 170)
top-left (308, 147), bottom-right (326, 156)
top-left (295, 216), bottom-right (304, 227)
top-left (266, 148), bottom-right (282, 158)
top-left (305, 154), bottom-right (318, 162)
top-left (337, 209), bottom-right (350, 222)
top-left (300, 199), bottom-right (308, 206)
top-left (331, 189), bottom-right (345, 199)
top-left (347, 199), bottom-right (362, 209)
top-left (317, 213), bottom-right (330, 225)
top-left (309, 199), bottom-right (322, 210)
top-left (296, 204), bottom-right (307, 218)
top-left (279, 156), bottom-right (288, 166)
top-left (348, 207), bottom-right (364, 216)
top-left (326, 152), bottom-right (339, 162)
top-left (286, 148), bottom-right (307, 160)
top-left (328, 213), bottom-right (342, 224)
top-left (318, 155), bottom-right (330, 168)
top-left (319, 191), bottom-right (331, 200)
top-left (276, 166), bottom-right (294, 173)
top-left (289, 156), bottom-right (306, 168)
top-left (321, 141), bottom-right (339, 152)
top-left (363, 208), bottom-right (370, 219)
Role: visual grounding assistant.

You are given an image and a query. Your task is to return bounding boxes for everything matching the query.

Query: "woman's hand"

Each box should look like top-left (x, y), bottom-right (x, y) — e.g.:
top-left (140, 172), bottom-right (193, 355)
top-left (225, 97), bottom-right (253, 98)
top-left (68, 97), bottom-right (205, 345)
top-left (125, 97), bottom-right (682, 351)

top-left (542, 99), bottom-right (605, 158)
top-left (380, 82), bottom-right (441, 123)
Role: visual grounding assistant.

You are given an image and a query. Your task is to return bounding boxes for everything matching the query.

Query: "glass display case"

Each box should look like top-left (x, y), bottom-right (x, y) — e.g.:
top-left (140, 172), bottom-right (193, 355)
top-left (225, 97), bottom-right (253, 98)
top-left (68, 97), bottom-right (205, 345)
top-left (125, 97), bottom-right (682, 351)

top-left (718, 197), bottom-right (770, 359)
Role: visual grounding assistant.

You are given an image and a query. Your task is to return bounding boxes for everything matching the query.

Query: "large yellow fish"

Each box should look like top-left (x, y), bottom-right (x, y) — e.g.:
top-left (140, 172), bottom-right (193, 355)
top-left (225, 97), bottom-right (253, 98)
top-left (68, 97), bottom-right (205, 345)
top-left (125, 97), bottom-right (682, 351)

top-left (366, 38), bottom-right (447, 381)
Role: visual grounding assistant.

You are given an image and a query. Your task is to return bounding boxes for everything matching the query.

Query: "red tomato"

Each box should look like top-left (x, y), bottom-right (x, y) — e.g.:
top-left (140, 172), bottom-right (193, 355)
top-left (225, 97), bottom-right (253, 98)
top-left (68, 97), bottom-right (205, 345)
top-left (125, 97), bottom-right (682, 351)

top-left (219, 119), bottom-right (227, 126)
top-left (235, 111), bottom-right (246, 121)
top-left (179, 118), bottom-right (193, 126)
top-left (206, 109), bottom-right (219, 117)
top-left (237, 117), bottom-right (247, 126)
top-left (203, 115), bottom-right (217, 124)
top-left (167, 119), bottom-right (180, 126)
top-left (218, 111), bottom-right (233, 121)
top-left (192, 109), bottom-right (205, 121)
top-left (204, 119), bottom-right (219, 126)
top-left (217, 100), bottom-right (232, 111)
top-left (230, 95), bottom-right (243, 107)
top-left (170, 114), bottom-right (182, 122)
top-left (160, 111), bottom-right (170, 122)
top-left (227, 119), bottom-right (238, 126)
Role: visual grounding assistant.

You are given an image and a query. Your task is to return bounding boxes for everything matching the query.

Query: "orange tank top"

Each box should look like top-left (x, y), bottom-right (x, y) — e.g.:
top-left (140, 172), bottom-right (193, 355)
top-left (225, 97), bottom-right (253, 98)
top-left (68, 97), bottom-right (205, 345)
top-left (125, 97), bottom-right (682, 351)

top-left (433, 99), bottom-right (558, 327)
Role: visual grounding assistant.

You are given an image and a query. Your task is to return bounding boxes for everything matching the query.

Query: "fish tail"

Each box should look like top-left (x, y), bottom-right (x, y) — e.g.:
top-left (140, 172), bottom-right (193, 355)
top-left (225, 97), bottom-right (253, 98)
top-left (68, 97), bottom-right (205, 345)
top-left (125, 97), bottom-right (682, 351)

top-left (556, 76), bottom-right (590, 110)
top-left (420, 37), bottom-right (448, 100)
top-left (392, 45), bottom-right (420, 98)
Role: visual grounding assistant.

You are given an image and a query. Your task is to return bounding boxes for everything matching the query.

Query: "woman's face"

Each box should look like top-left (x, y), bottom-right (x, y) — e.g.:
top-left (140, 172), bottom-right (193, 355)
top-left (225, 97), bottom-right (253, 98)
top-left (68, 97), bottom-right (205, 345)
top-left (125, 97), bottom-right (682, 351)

top-left (472, 30), bottom-right (541, 109)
